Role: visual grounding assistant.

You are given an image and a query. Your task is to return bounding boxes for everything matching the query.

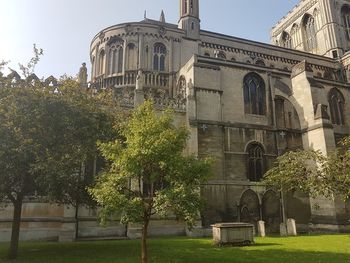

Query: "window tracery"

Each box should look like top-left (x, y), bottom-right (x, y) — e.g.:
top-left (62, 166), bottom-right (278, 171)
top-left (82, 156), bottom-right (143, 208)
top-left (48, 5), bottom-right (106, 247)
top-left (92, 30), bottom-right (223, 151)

top-left (153, 43), bottom-right (166, 71)
top-left (246, 143), bottom-right (265, 182)
top-left (243, 73), bottom-right (266, 115)
top-left (303, 14), bottom-right (317, 52)
top-left (281, 31), bottom-right (292, 49)
top-left (329, 88), bottom-right (345, 125)
top-left (341, 5), bottom-right (350, 40)
top-left (108, 45), bottom-right (123, 75)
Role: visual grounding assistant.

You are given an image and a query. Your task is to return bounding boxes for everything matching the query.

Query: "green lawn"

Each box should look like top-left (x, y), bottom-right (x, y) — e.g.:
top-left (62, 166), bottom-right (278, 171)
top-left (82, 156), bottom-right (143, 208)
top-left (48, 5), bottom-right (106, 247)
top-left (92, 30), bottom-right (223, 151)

top-left (0, 235), bottom-right (349, 263)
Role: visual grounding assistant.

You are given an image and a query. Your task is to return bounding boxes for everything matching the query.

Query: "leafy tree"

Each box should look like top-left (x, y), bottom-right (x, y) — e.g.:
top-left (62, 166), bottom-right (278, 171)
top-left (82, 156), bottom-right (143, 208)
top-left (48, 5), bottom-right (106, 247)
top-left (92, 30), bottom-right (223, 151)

top-left (264, 138), bottom-right (350, 201)
top-left (0, 85), bottom-right (52, 259)
top-left (324, 138), bottom-right (350, 200)
top-left (35, 80), bottom-right (121, 239)
top-left (263, 150), bottom-right (329, 227)
top-left (90, 100), bottom-right (212, 263)
top-left (0, 52), bottom-right (120, 258)
top-left (18, 44), bottom-right (43, 78)
top-left (263, 150), bottom-right (329, 197)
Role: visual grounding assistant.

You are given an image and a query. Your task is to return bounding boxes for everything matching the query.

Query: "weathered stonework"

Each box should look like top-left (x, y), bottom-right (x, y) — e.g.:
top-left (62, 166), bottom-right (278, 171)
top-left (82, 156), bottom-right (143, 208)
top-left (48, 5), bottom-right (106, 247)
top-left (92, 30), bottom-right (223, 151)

top-left (1, 0), bottom-right (350, 241)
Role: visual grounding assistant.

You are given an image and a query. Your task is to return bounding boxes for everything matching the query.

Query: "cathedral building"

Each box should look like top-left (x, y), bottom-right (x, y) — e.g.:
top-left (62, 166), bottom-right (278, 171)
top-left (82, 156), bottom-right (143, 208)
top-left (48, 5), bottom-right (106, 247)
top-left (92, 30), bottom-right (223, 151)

top-left (89, 0), bottom-right (350, 234)
top-left (1, 0), bottom-right (349, 241)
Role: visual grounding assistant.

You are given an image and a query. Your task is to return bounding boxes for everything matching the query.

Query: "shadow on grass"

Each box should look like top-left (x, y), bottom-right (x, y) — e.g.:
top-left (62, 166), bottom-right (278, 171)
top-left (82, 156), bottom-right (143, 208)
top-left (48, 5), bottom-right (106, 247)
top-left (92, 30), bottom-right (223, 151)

top-left (0, 236), bottom-right (349, 263)
top-left (251, 242), bottom-right (281, 247)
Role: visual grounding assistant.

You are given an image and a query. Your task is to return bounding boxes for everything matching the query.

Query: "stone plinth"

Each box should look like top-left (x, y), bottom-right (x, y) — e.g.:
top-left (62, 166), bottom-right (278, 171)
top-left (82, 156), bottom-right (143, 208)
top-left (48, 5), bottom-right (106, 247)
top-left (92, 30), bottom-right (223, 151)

top-left (212, 223), bottom-right (254, 246)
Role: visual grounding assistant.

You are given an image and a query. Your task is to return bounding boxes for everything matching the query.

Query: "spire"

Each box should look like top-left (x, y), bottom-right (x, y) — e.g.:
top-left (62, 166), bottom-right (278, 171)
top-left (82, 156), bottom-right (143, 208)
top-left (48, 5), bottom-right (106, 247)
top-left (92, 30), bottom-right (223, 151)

top-left (144, 10), bottom-right (147, 19)
top-left (160, 10), bottom-right (166, 23)
top-left (179, 0), bottom-right (200, 39)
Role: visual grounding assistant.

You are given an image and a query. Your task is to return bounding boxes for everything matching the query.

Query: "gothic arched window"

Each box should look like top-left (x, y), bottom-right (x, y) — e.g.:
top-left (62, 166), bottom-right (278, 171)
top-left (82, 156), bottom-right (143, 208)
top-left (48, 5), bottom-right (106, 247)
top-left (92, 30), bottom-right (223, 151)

top-left (98, 50), bottom-right (105, 75)
top-left (281, 31), bottom-right (292, 48)
top-left (329, 88), bottom-right (345, 125)
top-left (246, 143), bottom-right (265, 182)
top-left (303, 14), bottom-right (317, 52)
top-left (243, 73), bottom-right (266, 115)
top-left (153, 43), bottom-right (166, 71)
top-left (108, 45), bottom-right (123, 75)
top-left (341, 5), bottom-right (350, 40)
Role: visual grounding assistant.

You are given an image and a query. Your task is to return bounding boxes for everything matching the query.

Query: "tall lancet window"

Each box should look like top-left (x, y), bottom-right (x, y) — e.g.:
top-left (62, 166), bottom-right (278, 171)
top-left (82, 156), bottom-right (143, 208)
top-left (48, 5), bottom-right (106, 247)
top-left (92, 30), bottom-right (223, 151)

top-left (108, 45), bottom-right (123, 75)
top-left (190, 0), bottom-right (193, 13)
top-left (98, 50), bottom-right (105, 75)
top-left (246, 143), bottom-right (265, 182)
top-left (342, 5), bottom-right (350, 40)
top-left (281, 31), bottom-right (292, 49)
top-left (243, 73), bottom-right (266, 115)
top-left (153, 43), bottom-right (166, 71)
top-left (184, 0), bottom-right (188, 14)
top-left (303, 14), bottom-right (317, 52)
top-left (329, 88), bottom-right (345, 125)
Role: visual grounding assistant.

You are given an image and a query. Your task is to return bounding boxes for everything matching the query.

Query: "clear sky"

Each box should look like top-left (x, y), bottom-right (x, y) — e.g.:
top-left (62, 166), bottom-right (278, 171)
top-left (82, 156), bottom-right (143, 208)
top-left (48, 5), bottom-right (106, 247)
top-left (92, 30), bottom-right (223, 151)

top-left (0, 0), bottom-right (299, 79)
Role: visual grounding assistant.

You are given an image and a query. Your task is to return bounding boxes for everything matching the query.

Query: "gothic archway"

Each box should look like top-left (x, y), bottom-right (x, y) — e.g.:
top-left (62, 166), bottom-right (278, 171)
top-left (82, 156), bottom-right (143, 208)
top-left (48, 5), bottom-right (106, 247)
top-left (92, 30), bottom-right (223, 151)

top-left (239, 189), bottom-right (261, 228)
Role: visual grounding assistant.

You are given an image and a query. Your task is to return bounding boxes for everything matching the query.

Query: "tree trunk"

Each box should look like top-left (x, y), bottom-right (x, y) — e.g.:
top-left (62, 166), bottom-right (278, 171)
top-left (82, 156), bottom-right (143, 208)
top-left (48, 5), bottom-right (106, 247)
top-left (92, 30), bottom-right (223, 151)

top-left (74, 202), bottom-right (79, 240)
top-left (8, 198), bottom-right (23, 259)
top-left (141, 219), bottom-right (149, 263)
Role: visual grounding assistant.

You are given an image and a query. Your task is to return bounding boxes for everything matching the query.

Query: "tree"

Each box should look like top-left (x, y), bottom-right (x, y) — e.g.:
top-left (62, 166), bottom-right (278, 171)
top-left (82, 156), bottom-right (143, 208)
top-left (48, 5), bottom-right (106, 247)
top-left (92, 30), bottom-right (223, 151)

top-left (35, 79), bottom-right (121, 239)
top-left (324, 137), bottom-right (350, 200)
top-left (89, 100), bottom-right (212, 263)
top-left (263, 149), bottom-right (330, 229)
top-left (264, 138), bottom-right (350, 201)
top-left (0, 52), bottom-right (120, 258)
top-left (263, 150), bottom-right (329, 197)
top-left (0, 85), bottom-right (52, 259)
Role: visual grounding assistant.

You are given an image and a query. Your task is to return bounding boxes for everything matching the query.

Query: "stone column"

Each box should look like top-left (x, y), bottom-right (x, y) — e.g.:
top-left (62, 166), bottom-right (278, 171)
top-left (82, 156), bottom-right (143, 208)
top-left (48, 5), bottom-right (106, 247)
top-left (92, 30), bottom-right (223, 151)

top-left (138, 33), bottom-right (144, 69)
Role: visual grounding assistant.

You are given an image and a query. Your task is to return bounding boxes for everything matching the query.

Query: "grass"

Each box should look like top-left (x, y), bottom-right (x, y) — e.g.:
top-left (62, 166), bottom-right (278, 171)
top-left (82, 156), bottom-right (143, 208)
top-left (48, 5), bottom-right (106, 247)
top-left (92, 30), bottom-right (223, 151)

top-left (0, 235), bottom-right (349, 263)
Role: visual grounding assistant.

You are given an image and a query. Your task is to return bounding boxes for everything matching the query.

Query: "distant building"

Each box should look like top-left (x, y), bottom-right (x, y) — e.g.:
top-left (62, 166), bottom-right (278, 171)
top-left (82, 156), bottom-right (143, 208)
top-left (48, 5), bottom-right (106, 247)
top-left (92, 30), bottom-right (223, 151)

top-left (1, 0), bottom-right (349, 241)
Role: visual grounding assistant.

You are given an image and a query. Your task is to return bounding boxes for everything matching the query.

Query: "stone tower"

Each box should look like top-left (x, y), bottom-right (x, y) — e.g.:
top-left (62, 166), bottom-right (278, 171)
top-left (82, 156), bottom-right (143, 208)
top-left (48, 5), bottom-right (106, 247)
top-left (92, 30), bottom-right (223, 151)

top-left (178, 0), bottom-right (200, 39)
top-left (271, 0), bottom-right (350, 58)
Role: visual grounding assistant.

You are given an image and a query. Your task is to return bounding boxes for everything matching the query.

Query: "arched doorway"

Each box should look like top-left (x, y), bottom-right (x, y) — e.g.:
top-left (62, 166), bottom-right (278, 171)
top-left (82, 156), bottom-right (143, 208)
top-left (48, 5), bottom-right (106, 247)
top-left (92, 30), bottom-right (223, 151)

top-left (262, 190), bottom-right (281, 234)
top-left (239, 189), bottom-right (261, 229)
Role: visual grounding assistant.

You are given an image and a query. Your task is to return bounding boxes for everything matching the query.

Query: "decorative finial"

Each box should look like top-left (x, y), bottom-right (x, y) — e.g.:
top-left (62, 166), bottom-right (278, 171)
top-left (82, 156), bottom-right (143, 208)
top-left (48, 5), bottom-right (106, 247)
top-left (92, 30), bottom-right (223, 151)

top-left (144, 10), bottom-right (147, 19)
